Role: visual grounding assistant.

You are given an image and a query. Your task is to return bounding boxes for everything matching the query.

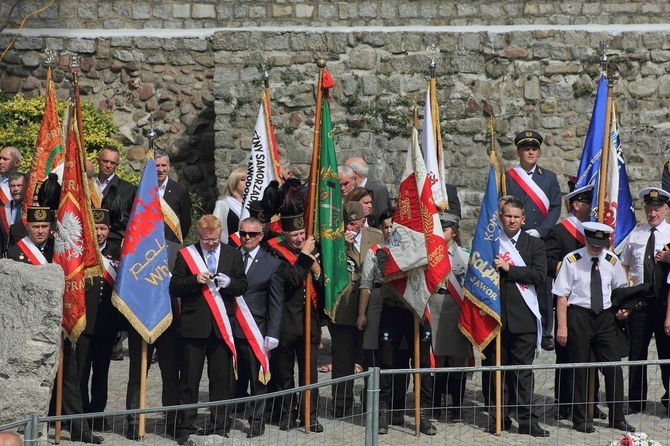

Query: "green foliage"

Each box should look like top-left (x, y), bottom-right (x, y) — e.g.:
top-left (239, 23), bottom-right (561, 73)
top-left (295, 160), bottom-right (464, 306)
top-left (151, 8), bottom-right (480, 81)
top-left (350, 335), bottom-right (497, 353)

top-left (0, 94), bottom-right (120, 173)
top-left (572, 82), bottom-right (594, 99)
top-left (184, 191), bottom-right (207, 245)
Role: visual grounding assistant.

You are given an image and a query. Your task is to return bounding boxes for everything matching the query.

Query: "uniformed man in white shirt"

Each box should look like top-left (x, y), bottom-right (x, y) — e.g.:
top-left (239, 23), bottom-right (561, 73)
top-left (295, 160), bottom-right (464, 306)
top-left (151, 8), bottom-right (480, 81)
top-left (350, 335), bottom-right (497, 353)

top-left (620, 187), bottom-right (670, 413)
top-left (554, 222), bottom-right (635, 434)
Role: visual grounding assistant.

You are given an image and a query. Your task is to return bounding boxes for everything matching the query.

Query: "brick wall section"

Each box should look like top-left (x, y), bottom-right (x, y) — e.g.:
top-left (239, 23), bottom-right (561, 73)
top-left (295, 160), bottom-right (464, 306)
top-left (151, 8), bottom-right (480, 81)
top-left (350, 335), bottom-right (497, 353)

top-left (3, 1), bottom-right (670, 29)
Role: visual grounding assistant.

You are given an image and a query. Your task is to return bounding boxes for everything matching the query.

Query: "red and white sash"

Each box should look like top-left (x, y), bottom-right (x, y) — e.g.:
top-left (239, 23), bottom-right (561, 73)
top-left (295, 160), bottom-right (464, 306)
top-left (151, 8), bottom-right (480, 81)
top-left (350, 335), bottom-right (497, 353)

top-left (446, 273), bottom-right (464, 308)
top-left (234, 295), bottom-right (271, 384)
top-left (0, 201), bottom-right (12, 234)
top-left (560, 216), bottom-right (586, 246)
top-left (0, 181), bottom-right (10, 204)
top-left (507, 166), bottom-right (550, 217)
top-left (101, 256), bottom-right (117, 288)
top-left (180, 245), bottom-right (237, 374)
top-left (499, 231), bottom-right (542, 350)
top-left (16, 237), bottom-right (48, 265)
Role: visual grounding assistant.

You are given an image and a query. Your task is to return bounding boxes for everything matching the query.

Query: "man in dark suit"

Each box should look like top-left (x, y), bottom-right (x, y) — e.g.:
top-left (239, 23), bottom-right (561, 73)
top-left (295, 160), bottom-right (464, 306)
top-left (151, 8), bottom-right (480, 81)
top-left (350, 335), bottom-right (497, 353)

top-left (76, 209), bottom-right (120, 427)
top-left (345, 157), bottom-right (392, 218)
top-left (94, 146), bottom-right (136, 248)
top-left (233, 217), bottom-right (284, 437)
top-left (155, 149), bottom-right (192, 244)
top-left (505, 130), bottom-right (562, 350)
top-left (169, 214), bottom-right (248, 444)
top-left (482, 196), bottom-right (549, 437)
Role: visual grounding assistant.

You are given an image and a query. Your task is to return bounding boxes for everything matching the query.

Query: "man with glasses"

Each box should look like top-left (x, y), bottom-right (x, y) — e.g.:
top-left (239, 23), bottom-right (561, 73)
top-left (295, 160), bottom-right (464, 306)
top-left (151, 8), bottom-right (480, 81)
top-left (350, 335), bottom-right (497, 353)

top-left (505, 130), bottom-right (562, 351)
top-left (170, 215), bottom-right (247, 443)
top-left (232, 217), bottom-right (284, 437)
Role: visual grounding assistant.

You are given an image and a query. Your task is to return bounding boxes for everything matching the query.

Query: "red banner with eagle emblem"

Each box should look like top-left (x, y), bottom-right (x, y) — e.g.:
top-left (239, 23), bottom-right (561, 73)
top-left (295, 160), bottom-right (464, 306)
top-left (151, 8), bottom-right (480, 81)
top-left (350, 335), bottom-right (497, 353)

top-left (53, 109), bottom-right (102, 345)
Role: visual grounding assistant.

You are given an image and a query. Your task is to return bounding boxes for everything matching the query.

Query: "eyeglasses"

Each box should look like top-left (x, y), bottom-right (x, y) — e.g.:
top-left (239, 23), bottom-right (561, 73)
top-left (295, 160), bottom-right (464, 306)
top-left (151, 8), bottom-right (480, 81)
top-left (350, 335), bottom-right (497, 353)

top-left (239, 231), bottom-right (261, 238)
top-left (198, 236), bottom-right (220, 243)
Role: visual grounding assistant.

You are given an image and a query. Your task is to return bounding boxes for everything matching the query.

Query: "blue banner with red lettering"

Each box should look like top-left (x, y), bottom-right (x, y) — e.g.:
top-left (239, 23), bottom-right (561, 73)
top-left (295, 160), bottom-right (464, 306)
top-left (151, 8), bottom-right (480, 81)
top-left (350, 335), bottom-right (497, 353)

top-left (458, 163), bottom-right (501, 352)
top-left (112, 157), bottom-right (172, 343)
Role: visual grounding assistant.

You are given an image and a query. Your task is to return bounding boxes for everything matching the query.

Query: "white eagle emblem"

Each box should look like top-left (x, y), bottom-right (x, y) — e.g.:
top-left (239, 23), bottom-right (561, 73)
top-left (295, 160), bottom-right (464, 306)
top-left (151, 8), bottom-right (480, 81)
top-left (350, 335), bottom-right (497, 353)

top-left (54, 211), bottom-right (84, 262)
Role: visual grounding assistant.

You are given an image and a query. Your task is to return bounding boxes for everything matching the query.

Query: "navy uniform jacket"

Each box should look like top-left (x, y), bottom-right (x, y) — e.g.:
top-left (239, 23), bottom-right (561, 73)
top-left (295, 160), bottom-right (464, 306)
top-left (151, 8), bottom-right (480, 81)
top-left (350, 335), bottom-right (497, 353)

top-left (6, 237), bottom-right (54, 263)
top-left (500, 231), bottom-right (547, 334)
top-left (505, 165), bottom-right (562, 238)
top-left (545, 221), bottom-right (584, 278)
top-left (169, 242), bottom-right (248, 339)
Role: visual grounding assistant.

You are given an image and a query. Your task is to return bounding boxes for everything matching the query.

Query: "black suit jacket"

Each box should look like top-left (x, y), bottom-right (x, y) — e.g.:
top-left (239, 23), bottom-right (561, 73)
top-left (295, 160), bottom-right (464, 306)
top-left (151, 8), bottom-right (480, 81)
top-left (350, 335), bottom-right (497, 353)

top-left (545, 222), bottom-right (584, 278)
top-left (83, 243), bottom-right (121, 335)
top-left (103, 175), bottom-right (137, 240)
top-left (169, 242), bottom-right (247, 339)
top-left (499, 231), bottom-right (546, 334)
top-left (162, 178), bottom-right (192, 243)
top-left (6, 237), bottom-right (54, 263)
top-left (232, 248), bottom-right (284, 340)
top-left (365, 180), bottom-right (392, 219)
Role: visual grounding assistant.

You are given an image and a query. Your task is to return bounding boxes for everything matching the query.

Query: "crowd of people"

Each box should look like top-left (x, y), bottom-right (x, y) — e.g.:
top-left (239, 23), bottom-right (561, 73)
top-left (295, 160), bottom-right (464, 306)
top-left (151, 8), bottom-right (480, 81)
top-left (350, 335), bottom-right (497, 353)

top-left (2, 128), bottom-right (670, 442)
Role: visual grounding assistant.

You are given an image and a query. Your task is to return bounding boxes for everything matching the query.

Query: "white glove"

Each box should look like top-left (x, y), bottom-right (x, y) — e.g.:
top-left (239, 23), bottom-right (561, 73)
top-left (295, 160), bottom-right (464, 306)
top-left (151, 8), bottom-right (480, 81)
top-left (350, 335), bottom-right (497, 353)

top-left (525, 229), bottom-right (541, 238)
top-left (214, 273), bottom-right (231, 290)
top-left (263, 336), bottom-right (279, 352)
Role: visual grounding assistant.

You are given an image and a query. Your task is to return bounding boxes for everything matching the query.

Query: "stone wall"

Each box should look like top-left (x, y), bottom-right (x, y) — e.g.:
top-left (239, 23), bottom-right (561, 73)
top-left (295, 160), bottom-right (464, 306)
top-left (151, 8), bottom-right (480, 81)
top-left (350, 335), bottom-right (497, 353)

top-left (2, 2), bottom-right (670, 237)
top-left (4, 0), bottom-right (670, 29)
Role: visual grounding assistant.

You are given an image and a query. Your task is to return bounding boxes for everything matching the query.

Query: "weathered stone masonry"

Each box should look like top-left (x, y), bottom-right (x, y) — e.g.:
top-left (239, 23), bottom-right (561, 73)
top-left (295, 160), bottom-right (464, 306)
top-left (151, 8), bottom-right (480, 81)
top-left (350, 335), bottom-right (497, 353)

top-left (2, 1), bottom-right (670, 239)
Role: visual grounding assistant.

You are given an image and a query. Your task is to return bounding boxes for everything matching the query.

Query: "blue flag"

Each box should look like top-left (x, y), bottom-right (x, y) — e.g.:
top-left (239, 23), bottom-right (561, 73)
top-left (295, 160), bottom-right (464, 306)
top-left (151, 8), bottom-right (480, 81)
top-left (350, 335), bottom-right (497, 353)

top-left (459, 162), bottom-right (501, 352)
top-left (576, 75), bottom-right (635, 248)
top-left (112, 157), bottom-right (172, 344)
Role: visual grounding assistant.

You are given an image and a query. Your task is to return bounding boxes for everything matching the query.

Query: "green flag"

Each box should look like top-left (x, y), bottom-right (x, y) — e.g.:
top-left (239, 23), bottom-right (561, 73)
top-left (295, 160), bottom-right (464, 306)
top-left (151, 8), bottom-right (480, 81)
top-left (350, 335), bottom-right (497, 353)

top-left (317, 100), bottom-right (351, 320)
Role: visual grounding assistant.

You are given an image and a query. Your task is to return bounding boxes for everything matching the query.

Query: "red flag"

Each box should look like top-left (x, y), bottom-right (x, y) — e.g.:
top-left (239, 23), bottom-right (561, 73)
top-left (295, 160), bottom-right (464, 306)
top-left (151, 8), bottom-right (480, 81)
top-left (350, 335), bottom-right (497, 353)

top-left (384, 127), bottom-right (451, 318)
top-left (53, 109), bottom-right (101, 344)
top-left (25, 77), bottom-right (64, 216)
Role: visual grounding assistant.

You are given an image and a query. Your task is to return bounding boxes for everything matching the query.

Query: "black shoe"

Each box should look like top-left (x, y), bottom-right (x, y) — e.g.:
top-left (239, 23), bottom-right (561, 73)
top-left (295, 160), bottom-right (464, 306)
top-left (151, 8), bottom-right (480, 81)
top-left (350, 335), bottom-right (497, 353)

top-left (110, 352), bottom-right (124, 361)
top-left (574, 422), bottom-right (595, 433)
top-left (541, 336), bottom-right (555, 351)
top-left (593, 406), bottom-right (608, 420)
top-left (519, 424), bottom-right (550, 437)
top-left (76, 431), bottom-right (104, 444)
top-left (485, 417), bottom-right (512, 433)
top-left (124, 425), bottom-right (139, 441)
top-left (448, 408), bottom-right (463, 422)
top-left (610, 420), bottom-right (635, 432)
top-left (391, 411), bottom-right (405, 425)
top-left (297, 419), bottom-right (324, 433)
top-left (556, 407), bottom-right (571, 420)
top-left (175, 431), bottom-right (190, 445)
top-left (379, 401), bottom-right (389, 434)
top-left (419, 404), bottom-right (437, 436)
top-left (278, 417), bottom-right (296, 431)
top-left (247, 422), bottom-right (265, 438)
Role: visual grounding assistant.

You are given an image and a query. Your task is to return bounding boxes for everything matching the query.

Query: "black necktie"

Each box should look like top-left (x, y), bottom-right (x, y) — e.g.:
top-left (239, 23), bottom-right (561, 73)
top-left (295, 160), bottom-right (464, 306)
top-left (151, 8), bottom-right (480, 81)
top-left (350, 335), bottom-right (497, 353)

top-left (243, 252), bottom-right (250, 272)
top-left (643, 227), bottom-right (656, 285)
top-left (590, 257), bottom-right (603, 314)
top-left (510, 238), bottom-right (516, 245)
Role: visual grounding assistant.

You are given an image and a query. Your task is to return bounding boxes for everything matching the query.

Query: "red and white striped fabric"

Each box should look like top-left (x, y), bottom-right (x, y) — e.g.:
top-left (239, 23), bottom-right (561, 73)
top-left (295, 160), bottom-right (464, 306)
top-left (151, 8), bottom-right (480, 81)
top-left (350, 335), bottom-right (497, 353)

top-left (384, 127), bottom-right (451, 319)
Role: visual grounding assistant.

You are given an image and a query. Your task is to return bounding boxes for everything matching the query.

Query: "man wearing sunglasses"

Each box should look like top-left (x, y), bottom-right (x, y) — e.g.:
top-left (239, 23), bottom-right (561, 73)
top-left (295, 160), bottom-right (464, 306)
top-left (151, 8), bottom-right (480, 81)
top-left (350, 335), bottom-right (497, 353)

top-left (232, 217), bottom-right (284, 437)
top-left (505, 130), bottom-right (562, 352)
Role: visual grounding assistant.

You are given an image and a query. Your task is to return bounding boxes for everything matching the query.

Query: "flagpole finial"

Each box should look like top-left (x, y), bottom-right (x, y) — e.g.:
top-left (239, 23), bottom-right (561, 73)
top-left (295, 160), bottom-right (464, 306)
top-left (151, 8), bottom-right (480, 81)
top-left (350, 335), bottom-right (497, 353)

top-left (43, 49), bottom-right (56, 69)
top-left (599, 40), bottom-right (609, 64)
top-left (260, 57), bottom-right (271, 88)
top-left (147, 114), bottom-right (157, 150)
top-left (313, 35), bottom-right (329, 68)
top-left (69, 53), bottom-right (80, 74)
top-left (427, 44), bottom-right (439, 78)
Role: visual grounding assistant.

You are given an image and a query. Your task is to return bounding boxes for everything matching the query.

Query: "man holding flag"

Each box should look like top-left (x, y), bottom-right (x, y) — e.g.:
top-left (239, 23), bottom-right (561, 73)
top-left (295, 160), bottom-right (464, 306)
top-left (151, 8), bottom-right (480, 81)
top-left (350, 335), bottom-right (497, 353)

top-left (482, 196), bottom-right (549, 438)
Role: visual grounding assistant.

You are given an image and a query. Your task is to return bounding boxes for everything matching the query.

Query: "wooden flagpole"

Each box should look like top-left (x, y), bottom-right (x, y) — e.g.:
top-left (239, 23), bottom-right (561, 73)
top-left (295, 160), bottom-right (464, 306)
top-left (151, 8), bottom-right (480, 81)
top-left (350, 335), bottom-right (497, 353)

top-left (138, 341), bottom-right (148, 438)
top-left (413, 317), bottom-right (421, 436)
top-left (302, 40), bottom-right (327, 433)
top-left (54, 338), bottom-right (63, 444)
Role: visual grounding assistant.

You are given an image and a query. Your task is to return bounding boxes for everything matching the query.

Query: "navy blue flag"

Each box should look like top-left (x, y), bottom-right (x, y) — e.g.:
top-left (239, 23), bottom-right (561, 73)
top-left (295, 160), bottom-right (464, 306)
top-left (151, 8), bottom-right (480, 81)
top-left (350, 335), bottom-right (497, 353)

top-left (459, 161), bottom-right (501, 351)
top-left (576, 75), bottom-right (635, 248)
top-left (112, 157), bottom-right (172, 343)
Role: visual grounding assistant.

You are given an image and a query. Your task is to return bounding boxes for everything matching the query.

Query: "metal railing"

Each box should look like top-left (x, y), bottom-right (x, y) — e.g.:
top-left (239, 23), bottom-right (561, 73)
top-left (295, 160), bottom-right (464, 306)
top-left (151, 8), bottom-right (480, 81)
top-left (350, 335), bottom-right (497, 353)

top-left (3, 360), bottom-right (670, 445)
